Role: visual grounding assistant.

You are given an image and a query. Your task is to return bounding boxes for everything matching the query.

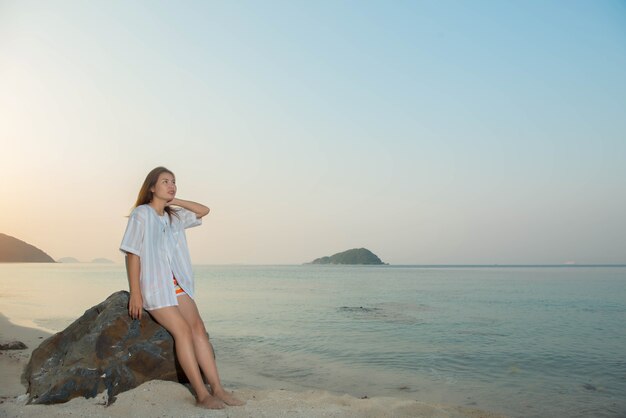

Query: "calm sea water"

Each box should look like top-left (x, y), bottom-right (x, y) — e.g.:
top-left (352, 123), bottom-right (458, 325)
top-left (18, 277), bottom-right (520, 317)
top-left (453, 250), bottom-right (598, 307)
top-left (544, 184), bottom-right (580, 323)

top-left (1, 264), bottom-right (625, 417)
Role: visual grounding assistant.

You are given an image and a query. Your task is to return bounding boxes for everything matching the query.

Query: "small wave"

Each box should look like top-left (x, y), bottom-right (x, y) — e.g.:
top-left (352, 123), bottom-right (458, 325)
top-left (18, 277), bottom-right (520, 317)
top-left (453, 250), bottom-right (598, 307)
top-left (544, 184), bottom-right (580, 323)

top-left (259, 368), bottom-right (314, 380)
top-left (338, 306), bottom-right (383, 313)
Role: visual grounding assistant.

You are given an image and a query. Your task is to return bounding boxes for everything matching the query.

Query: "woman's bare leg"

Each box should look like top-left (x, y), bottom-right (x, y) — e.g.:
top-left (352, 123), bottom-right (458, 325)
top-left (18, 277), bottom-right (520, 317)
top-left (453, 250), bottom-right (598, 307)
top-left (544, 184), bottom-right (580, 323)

top-left (148, 306), bottom-right (225, 409)
top-left (177, 295), bottom-right (245, 406)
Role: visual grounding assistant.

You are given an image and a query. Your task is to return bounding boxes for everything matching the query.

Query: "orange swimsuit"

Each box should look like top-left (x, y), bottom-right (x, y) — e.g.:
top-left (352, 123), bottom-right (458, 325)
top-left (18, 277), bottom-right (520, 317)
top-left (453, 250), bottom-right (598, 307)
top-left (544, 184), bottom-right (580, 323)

top-left (173, 277), bottom-right (185, 296)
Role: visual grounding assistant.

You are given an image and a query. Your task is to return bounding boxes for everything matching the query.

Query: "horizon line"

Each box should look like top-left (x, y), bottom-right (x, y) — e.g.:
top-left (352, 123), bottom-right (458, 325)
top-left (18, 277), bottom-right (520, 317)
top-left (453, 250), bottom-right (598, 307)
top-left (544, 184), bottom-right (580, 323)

top-left (12, 261), bottom-right (625, 268)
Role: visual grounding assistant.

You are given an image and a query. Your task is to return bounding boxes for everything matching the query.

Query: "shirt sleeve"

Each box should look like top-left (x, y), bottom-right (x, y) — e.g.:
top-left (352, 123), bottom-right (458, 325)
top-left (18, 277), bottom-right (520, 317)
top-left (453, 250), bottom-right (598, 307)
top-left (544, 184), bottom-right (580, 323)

top-left (177, 207), bottom-right (202, 229)
top-left (120, 212), bottom-right (144, 256)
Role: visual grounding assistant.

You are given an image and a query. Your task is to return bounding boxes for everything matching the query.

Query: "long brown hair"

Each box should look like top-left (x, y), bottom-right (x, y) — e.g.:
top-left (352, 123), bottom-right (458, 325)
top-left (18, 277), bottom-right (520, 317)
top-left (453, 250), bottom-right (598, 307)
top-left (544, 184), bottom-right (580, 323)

top-left (133, 166), bottom-right (179, 219)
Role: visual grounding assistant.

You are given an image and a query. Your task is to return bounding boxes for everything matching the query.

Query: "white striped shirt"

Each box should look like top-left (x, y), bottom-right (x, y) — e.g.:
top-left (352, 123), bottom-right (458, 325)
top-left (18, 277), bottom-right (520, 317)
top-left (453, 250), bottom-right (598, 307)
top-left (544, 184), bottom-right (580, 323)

top-left (120, 204), bottom-right (202, 310)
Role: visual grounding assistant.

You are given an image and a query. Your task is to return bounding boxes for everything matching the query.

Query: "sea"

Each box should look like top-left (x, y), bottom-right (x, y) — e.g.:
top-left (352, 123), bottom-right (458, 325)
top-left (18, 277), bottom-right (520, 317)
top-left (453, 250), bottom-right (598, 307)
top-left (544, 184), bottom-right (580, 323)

top-left (1, 263), bottom-right (625, 418)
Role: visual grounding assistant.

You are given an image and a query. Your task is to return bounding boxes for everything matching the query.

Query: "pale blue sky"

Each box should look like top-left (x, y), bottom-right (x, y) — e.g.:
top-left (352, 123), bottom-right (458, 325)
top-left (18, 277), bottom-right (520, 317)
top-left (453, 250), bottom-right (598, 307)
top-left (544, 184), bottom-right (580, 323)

top-left (1, 1), bottom-right (625, 264)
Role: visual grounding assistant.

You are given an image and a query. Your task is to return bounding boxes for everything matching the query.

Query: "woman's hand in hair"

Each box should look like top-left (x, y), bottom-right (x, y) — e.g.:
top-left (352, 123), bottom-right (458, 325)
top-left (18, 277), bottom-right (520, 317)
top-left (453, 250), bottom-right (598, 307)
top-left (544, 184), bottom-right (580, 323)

top-left (166, 198), bottom-right (210, 218)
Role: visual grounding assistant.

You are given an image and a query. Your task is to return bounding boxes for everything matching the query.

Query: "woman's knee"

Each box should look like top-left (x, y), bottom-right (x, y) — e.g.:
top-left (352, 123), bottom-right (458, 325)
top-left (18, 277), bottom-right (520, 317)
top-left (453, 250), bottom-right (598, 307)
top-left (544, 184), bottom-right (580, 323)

top-left (190, 319), bottom-right (207, 337)
top-left (171, 321), bottom-right (193, 341)
top-left (184, 310), bottom-right (207, 335)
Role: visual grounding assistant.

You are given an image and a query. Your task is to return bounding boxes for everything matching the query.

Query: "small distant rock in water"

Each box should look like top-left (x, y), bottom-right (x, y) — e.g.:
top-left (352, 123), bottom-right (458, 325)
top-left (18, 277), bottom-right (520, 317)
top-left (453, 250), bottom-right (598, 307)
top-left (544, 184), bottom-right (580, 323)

top-left (0, 340), bottom-right (27, 350)
top-left (338, 306), bottom-right (382, 313)
top-left (582, 383), bottom-right (597, 391)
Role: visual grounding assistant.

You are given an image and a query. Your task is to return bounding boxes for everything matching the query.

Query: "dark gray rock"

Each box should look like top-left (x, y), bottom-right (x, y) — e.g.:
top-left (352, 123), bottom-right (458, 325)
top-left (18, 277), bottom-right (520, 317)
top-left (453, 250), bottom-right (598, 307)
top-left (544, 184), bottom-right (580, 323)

top-left (0, 340), bottom-right (27, 350)
top-left (23, 291), bottom-right (186, 405)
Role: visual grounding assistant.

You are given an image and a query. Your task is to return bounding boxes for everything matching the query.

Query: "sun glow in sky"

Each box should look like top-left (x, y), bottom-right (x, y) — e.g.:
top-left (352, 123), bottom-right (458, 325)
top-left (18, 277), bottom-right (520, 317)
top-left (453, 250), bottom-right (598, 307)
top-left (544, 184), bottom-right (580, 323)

top-left (1, 1), bottom-right (625, 264)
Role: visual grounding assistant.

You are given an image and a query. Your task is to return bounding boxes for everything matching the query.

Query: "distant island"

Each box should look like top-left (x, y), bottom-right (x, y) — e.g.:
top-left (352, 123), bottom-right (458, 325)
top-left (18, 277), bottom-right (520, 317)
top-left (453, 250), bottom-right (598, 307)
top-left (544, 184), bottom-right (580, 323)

top-left (308, 248), bottom-right (386, 265)
top-left (58, 257), bottom-right (80, 263)
top-left (57, 257), bottom-right (116, 264)
top-left (92, 258), bottom-right (115, 264)
top-left (0, 233), bottom-right (55, 263)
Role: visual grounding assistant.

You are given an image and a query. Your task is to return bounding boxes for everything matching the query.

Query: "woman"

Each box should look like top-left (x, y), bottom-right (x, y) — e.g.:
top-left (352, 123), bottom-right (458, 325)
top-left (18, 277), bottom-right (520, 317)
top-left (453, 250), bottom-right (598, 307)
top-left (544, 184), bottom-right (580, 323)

top-left (120, 166), bottom-right (243, 409)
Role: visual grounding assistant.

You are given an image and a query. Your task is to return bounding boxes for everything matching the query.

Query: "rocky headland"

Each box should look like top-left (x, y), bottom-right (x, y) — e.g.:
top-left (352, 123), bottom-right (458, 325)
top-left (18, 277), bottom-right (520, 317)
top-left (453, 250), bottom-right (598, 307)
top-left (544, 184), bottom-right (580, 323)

top-left (0, 233), bottom-right (55, 263)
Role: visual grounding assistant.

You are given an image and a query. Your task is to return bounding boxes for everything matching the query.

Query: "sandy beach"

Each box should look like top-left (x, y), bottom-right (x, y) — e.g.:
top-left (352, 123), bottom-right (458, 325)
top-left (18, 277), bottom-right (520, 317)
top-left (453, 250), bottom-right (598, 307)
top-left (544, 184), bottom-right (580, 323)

top-left (0, 315), bottom-right (506, 418)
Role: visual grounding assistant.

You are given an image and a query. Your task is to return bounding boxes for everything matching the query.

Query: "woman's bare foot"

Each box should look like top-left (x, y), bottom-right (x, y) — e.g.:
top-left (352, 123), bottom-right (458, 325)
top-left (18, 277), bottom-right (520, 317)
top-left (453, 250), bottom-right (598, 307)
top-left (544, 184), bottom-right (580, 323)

top-left (196, 394), bottom-right (225, 409)
top-left (213, 389), bottom-right (246, 406)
